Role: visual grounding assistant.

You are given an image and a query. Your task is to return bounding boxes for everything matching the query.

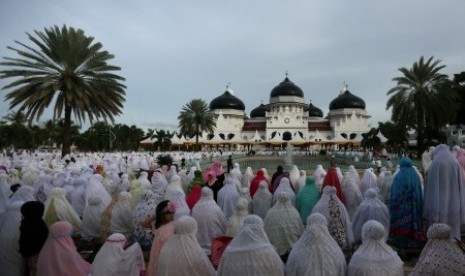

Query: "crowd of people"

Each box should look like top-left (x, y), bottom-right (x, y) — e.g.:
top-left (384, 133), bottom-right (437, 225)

top-left (0, 144), bottom-right (464, 275)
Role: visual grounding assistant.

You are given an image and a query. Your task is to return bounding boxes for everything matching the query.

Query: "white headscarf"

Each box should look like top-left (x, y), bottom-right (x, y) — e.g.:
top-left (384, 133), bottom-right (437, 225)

top-left (91, 233), bottom-right (145, 276)
top-left (351, 188), bottom-right (390, 244)
top-left (294, 170), bottom-right (306, 193)
top-left (347, 165), bottom-right (360, 184)
top-left (0, 172), bottom-right (10, 214)
top-left (348, 220), bottom-right (403, 276)
top-left (359, 169), bottom-right (378, 195)
top-left (138, 171), bottom-right (152, 190)
top-left (8, 185), bottom-right (35, 203)
top-left (110, 192), bottom-right (134, 236)
top-left (225, 197), bottom-right (249, 237)
top-left (252, 181), bottom-right (273, 220)
top-left (217, 176), bottom-right (241, 220)
top-left (157, 216), bottom-right (216, 276)
top-left (0, 201), bottom-right (24, 276)
top-left (164, 175), bottom-right (185, 200)
top-left (264, 192), bottom-right (304, 255)
top-left (82, 196), bottom-right (105, 239)
top-left (378, 171), bottom-right (393, 204)
top-left (289, 165), bottom-right (300, 190)
top-left (85, 175), bottom-right (111, 209)
top-left (342, 172), bottom-right (363, 220)
top-left (313, 164), bottom-right (327, 190)
top-left (217, 215), bottom-right (284, 276)
top-left (169, 190), bottom-right (190, 220)
top-left (191, 187), bottom-right (226, 255)
top-left (44, 187), bottom-right (82, 233)
top-left (133, 190), bottom-right (157, 244)
top-left (312, 186), bottom-right (354, 250)
top-left (273, 178), bottom-right (295, 206)
top-left (242, 167), bottom-right (254, 189)
top-left (70, 177), bottom-right (87, 217)
top-left (411, 223), bottom-right (465, 275)
top-left (285, 213), bottom-right (346, 276)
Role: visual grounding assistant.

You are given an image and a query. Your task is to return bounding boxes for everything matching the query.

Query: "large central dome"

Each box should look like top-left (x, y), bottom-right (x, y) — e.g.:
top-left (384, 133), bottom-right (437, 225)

top-left (270, 76), bottom-right (304, 98)
top-left (329, 86), bottom-right (366, 110)
top-left (209, 88), bottom-right (245, 111)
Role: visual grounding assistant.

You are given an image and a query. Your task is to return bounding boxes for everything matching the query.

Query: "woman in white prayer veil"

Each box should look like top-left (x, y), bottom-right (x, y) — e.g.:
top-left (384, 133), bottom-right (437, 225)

top-left (264, 192), bottom-right (304, 260)
top-left (0, 172), bottom-right (10, 214)
top-left (424, 144), bottom-right (465, 240)
top-left (261, 167), bottom-right (271, 183)
top-left (286, 213), bottom-right (346, 276)
top-left (336, 167), bottom-right (344, 184)
top-left (217, 175), bottom-right (241, 220)
top-left (252, 181), bottom-right (273, 219)
top-left (359, 168), bottom-right (378, 195)
top-left (137, 171), bottom-right (152, 190)
top-left (351, 188), bottom-right (390, 244)
top-left (347, 165), bottom-right (360, 184)
top-left (33, 174), bottom-right (52, 203)
top-left (185, 166), bottom-right (198, 185)
top-left (289, 165), bottom-right (300, 190)
top-left (378, 171), bottom-right (393, 205)
top-left (191, 187), bottom-right (227, 255)
top-left (91, 233), bottom-right (145, 276)
top-left (157, 217), bottom-right (216, 276)
top-left (226, 197), bottom-right (249, 237)
top-left (242, 167), bottom-right (254, 188)
top-left (342, 172), bottom-right (363, 220)
top-left (230, 163), bottom-right (242, 183)
top-left (164, 174), bottom-right (185, 200)
top-left (151, 169), bottom-right (169, 191)
top-left (165, 165), bottom-right (177, 182)
top-left (313, 164), bottom-right (327, 190)
top-left (348, 220), bottom-right (403, 276)
top-left (120, 173), bottom-right (130, 192)
top-left (312, 186), bottom-right (354, 254)
top-left (168, 190), bottom-right (190, 220)
top-left (8, 185), bottom-right (35, 203)
top-left (218, 214), bottom-right (284, 276)
top-left (411, 223), bottom-right (465, 276)
top-left (44, 187), bottom-right (82, 233)
top-left (0, 201), bottom-right (24, 276)
top-left (110, 192), bottom-right (134, 236)
top-left (82, 196), bottom-right (105, 240)
top-left (133, 190), bottom-right (157, 249)
top-left (295, 170), bottom-right (306, 193)
top-left (177, 169), bottom-right (189, 194)
top-left (273, 178), bottom-right (296, 206)
top-left (71, 177), bottom-right (87, 217)
top-left (85, 175), bottom-right (111, 209)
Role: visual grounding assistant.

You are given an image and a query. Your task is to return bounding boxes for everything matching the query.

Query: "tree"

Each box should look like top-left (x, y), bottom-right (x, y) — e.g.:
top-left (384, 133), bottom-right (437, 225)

top-left (151, 129), bottom-right (173, 151)
top-left (386, 56), bottom-right (458, 157)
top-left (2, 110), bottom-right (27, 125)
top-left (378, 121), bottom-right (408, 154)
top-left (178, 99), bottom-right (216, 150)
top-left (452, 72), bottom-right (465, 125)
top-left (0, 25), bottom-right (126, 157)
top-left (361, 128), bottom-right (381, 151)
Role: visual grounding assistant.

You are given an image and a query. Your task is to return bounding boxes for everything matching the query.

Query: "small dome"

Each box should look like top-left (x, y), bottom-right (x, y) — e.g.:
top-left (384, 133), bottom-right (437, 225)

top-left (308, 102), bottom-right (323, 117)
top-left (210, 89), bottom-right (245, 111)
top-left (250, 103), bottom-right (268, 118)
top-left (329, 86), bottom-right (366, 110)
top-left (270, 76), bottom-right (304, 98)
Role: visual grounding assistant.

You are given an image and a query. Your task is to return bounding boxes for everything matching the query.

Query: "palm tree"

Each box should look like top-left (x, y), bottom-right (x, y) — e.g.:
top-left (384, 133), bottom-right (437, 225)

top-left (2, 110), bottom-right (27, 125)
top-left (0, 25), bottom-right (126, 157)
top-left (178, 99), bottom-right (216, 150)
top-left (386, 56), bottom-right (457, 157)
top-left (152, 129), bottom-right (173, 151)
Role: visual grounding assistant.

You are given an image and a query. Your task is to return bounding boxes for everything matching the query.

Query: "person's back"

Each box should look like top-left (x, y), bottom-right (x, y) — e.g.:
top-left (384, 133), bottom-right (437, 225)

top-left (296, 177), bottom-right (320, 224)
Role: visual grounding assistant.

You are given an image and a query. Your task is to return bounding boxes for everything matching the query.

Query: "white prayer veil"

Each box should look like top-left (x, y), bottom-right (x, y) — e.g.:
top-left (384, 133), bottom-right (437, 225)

top-left (359, 169), bottom-right (378, 195)
top-left (192, 187), bottom-right (226, 255)
top-left (157, 216), bottom-right (216, 276)
top-left (217, 176), bottom-right (241, 220)
top-left (289, 165), bottom-right (300, 189)
top-left (294, 170), bottom-right (306, 193)
top-left (348, 220), bottom-right (403, 276)
top-left (378, 171), bottom-right (393, 204)
top-left (252, 181), bottom-right (273, 220)
top-left (347, 165), bottom-right (360, 184)
top-left (225, 197), bottom-right (249, 237)
top-left (133, 190), bottom-right (157, 245)
top-left (164, 174), bottom-right (185, 200)
top-left (273, 177), bottom-right (296, 206)
top-left (110, 192), bottom-right (134, 236)
top-left (286, 213), bottom-right (346, 276)
top-left (70, 177), bottom-right (87, 217)
top-left (85, 175), bottom-right (111, 210)
top-left (312, 186), bottom-right (354, 249)
top-left (242, 167), bottom-right (254, 188)
top-left (264, 192), bottom-right (304, 255)
top-left (313, 164), bottom-right (327, 190)
top-left (0, 201), bottom-right (24, 276)
top-left (9, 185), bottom-right (35, 203)
top-left (82, 196), bottom-right (105, 239)
top-left (411, 223), bottom-right (465, 276)
top-left (342, 172), bottom-right (363, 220)
top-left (91, 233), bottom-right (145, 276)
top-left (217, 215), bottom-right (284, 276)
top-left (169, 190), bottom-right (190, 220)
top-left (351, 188), bottom-right (390, 243)
top-left (44, 187), bottom-right (82, 233)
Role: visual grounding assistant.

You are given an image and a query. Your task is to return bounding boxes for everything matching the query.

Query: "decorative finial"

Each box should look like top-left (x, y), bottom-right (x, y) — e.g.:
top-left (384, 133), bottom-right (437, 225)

top-left (261, 99), bottom-right (263, 104)
top-left (226, 82), bottom-right (231, 89)
top-left (285, 70), bottom-right (289, 78)
top-left (343, 81), bottom-right (348, 91)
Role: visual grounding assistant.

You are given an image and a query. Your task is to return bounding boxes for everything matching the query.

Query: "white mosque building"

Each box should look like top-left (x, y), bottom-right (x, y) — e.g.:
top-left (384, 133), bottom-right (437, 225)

top-left (197, 74), bottom-right (371, 146)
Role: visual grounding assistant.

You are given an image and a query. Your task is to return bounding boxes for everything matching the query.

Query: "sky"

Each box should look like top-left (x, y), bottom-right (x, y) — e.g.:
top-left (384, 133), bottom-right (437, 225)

top-left (0, 0), bottom-right (464, 132)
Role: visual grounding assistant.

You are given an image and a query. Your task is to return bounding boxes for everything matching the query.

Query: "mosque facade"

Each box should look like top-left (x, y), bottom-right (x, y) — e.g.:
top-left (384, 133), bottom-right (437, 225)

top-left (203, 74), bottom-right (371, 145)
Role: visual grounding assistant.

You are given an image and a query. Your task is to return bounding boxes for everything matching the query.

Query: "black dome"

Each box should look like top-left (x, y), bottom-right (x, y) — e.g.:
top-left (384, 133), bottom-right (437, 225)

top-left (329, 88), bottom-right (366, 110)
top-left (270, 77), bottom-right (304, 98)
top-left (210, 90), bottom-right (245, 111)
top-left (250, 103), bottom-right (268, 118)
top-left (308, 102), bottom-right (323, 117)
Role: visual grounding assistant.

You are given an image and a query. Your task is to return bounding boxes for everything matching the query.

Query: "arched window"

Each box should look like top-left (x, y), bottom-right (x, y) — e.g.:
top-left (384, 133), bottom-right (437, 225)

top-left (227, 133), bottom-right (235, 140)
top-left (283, 131), bottom-right (292, 141)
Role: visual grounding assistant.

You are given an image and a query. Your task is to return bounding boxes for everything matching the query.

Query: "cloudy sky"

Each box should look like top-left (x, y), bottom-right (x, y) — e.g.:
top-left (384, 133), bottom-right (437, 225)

top-left (1, 0), bottom-right (464, 131)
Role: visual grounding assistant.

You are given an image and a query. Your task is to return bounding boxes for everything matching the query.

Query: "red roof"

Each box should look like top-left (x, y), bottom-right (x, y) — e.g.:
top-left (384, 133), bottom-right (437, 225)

top-left (242, 121), bottom-right (266, 131)
top-left (308, 121), bottom-right (332, 131)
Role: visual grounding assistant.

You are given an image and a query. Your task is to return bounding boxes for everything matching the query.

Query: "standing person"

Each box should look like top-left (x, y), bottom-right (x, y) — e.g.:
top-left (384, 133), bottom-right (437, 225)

top-left (143, 200), bottom-right (175, 276)
top-left (296, 177), bottom-right (320, 224)
top-left (271, 166), bottom-right (284, 193)
top-left (249, 169), bottom-right (269, 198)
top-left (210, 161), bottom-right (225, 201)
top-left (389, 157), bottom-right (425, 252)
top-left (424, 144), bottom-right (465, 240)
top-left (0, 201), bottom-right (24, 276)
top-left (37, 221), bottom-right (91, 276)
top-left (19, 201), bottom-right (49, 276)
top-left (321, 167), bottom-right (345, 204)
top-left (226, 155), bottom-right (233, 173)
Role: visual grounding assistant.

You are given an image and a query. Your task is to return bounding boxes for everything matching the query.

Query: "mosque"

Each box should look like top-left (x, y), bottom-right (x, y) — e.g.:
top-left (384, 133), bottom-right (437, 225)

top-left (199, 74), bottom-right (371, 146)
